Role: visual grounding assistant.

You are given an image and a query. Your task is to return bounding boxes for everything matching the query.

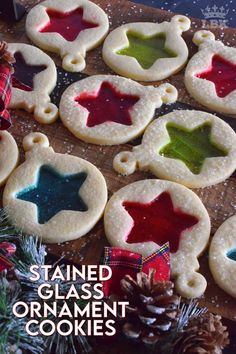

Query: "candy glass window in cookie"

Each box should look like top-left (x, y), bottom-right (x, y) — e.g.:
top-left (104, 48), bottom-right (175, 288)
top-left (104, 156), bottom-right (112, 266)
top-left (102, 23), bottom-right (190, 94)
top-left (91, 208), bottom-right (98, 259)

top-left (59, 75), bottom-right (178, 145)
top-left (122, 192), bottom-right (199, 252)
top-left (75, 81), bottom-right (140, 127)
top-left (159, 122), bottom-right (227, 175)
top-left (3, 133), bottom-right (107, 244)
top-left (26, 0), bottom-right (109, 72)
top-left (16, 165), bottom-right (88, 224)
top-left (185, 30), bottom-right (236, 114)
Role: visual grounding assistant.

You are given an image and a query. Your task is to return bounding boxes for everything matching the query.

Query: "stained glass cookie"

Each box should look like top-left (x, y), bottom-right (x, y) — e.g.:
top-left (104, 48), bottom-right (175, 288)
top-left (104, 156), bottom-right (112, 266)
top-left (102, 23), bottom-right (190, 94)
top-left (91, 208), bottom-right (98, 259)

top-left (0, 131), bottom-right (18, 186)
top-left (185, 30), bottom-right (236, 114)
top-left (114, 110), bottom-right (236, 188)
top-left (102, 15), bottom-right (191, 81)
top-left (59, 75), bottom-right (177, 145)
top-left (209, 215), bottom-right (236, 298)
top-left (104, 179), bottom-right (211, 298)
top-left (26, 0), bottom-right (109, 72)
top-left (3, 132), bottom-right (107, 244)
top-left (8, 43), bottom-right (58, 124)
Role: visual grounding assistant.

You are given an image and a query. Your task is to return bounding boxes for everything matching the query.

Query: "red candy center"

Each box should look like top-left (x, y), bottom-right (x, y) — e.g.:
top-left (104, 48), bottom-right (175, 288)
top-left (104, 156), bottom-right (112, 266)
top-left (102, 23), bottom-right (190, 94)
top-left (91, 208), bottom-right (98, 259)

top-left (123, 192), bottom-right (199, 253)
top-left (196, 54), bottom-right (236, 98)
top-left (39, 8), bottom-right (98, 42)
top-left (75, 81), bottom-right (140, 127)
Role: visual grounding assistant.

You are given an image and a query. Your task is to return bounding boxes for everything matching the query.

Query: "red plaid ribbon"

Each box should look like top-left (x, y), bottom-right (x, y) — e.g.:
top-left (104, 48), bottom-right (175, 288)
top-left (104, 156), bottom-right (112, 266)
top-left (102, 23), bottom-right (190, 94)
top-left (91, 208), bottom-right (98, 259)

top-left (0, 65), bottom-right (13, 130)
top-left (102, 243), bottom-right (170, 297)
top-left (0, 242), bottom-right (16, 272)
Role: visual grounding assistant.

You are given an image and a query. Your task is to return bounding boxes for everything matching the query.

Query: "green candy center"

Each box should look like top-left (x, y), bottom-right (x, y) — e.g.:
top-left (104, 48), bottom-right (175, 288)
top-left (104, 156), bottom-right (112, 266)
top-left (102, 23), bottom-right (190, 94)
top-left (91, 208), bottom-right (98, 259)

top-left (117, 31), bottom-right (177, 70)
top-left (159, 123), bottom-right (227, 175)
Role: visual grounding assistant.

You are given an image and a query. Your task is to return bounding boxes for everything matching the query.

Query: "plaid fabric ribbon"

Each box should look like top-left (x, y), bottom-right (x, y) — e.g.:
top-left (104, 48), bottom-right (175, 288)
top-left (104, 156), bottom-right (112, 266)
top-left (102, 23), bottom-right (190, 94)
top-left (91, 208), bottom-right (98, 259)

top-left (0, 242), bottom-right (16, 272)
top-left (0, 65), bottom-right (13, 130)
top-left (102, 243), bottom-right (170, 297)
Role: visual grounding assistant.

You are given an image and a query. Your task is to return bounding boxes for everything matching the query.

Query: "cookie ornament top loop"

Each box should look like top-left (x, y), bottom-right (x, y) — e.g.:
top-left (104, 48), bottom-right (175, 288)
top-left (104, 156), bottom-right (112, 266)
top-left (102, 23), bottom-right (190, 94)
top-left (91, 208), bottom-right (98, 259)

top-left (26, 0), bottom-right (109, 72)
top-left (59, 75), bottom-right (178, 145)
top-left (9, 43), bottom-right (58, 124)
top-left (113, 110), bottom-right (236, 188)
top-left (104, 179), bottom-right (211, 298)
top-left (102, 15), bottom-right (191, 82)
top-left (3, 132), bottom-right (107, 244)
top-left (185, 30), bottom-right (236, 114)
top-left (209, 215), bottom-right (236, 298)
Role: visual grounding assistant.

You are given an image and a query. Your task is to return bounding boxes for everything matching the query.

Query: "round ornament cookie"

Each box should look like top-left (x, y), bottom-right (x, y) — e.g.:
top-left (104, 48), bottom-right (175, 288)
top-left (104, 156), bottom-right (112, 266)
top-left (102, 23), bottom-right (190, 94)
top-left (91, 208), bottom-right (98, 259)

top-left (185, 30), bottom-right (236, 114)
top-left (9, 43), bottom-right (58, 124)
top-left (3, 132), bottom-right (107, 244)
top-left (104, 179), bottom-right (211, 298)
top-left (26, 0), bottom-right (109, 72)
top-left (209, 215), bottom-right (236, 298)
top-left (114, 110), bottom-right (236, 188)
top-left (102, 15), bottom-right (191, 81)
top-left (0, 131), bottom-right (19, 186)
top-left (59, 75), bottom-right (178, 145)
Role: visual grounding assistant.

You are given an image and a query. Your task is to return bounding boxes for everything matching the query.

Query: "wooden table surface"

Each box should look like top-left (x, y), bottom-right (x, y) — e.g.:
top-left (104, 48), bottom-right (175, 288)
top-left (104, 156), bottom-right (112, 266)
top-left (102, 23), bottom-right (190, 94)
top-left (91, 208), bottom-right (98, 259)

top-left (0, 0), bottom-right (236, 352)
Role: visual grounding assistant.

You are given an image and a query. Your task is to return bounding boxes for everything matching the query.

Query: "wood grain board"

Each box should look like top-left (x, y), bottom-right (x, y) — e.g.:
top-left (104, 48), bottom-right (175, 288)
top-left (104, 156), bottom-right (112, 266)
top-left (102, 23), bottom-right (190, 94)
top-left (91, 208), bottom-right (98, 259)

top-left (0, 0), bottom-right (236, 350)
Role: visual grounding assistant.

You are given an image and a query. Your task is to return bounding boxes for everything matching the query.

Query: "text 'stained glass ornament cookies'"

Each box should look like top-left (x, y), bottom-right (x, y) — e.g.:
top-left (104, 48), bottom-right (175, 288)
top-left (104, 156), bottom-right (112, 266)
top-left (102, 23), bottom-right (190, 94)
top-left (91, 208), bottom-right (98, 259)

top-left (0, 131), bottom-right (18, 186)
top-left (102, 15), bottom-right (191, 82)
top-left (104, 179), bottom-right (211, 298)
top-left (209, 214), bottom-right (236, 298)
top-left (3, 132), bottom-right (107, 243)
top-left (59, 75), bottom-right (177, 145)
top-left (114, 110), bottom-right (236, 188)
top-left (26, 0), bottom-right (109, 72)
top-left (8, 43), bottom-right (58, 124)
top-left (185, 30), bottom-right (236, 115)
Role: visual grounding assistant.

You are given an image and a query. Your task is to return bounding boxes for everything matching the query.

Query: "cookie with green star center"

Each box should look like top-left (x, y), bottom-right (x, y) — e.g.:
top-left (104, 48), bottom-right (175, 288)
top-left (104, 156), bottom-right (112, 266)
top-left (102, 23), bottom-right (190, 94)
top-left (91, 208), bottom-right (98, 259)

top-left (113, 110), bottom-right (236, 188)
top-left (209, 215), bottom-right (236, 298)
top-left (26, 0), bottom-right (109, 72)
top-left (3, 133), bottom-right (107, 244)
top-left (102, 15), bottom-right (191, 81)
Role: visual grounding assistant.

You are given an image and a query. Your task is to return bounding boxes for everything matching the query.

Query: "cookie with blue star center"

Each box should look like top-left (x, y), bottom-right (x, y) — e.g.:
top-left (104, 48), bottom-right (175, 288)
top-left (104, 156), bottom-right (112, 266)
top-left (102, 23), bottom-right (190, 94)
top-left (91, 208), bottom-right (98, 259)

top-left (3, 133), bottom-right (107, 244)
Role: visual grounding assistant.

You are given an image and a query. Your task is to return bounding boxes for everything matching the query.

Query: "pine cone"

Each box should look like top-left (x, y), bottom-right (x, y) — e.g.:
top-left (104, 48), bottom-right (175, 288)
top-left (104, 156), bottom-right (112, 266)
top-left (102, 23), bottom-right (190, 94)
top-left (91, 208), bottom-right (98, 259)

top-left (0, 42), bottom-right (15, 71)
top-left (121, 269), bottom-right (180, 346)
top-left (173, 312), bottom-right (229, 354)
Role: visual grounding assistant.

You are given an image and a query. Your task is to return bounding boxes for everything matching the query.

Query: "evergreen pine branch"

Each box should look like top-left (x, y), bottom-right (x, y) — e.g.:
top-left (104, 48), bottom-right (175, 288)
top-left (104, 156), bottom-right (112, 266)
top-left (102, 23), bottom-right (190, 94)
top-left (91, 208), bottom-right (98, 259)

top-left (0, 274), bottom-right (45, 354)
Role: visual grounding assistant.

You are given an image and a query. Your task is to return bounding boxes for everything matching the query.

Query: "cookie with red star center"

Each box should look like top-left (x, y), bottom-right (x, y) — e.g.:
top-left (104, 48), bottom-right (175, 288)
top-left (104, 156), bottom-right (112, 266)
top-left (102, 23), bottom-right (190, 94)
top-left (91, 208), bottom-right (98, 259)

top-left (59, 75), bottom-right (177, 145)
top-left (8, 43), bottom-right (58, 124)
top-left (25, 0), bottom-right (109, 72)
top-left (209, 215), bottom-right (236, 298)
top-left (3, 132), bottom-right (107, 244)
top-left (104, 179), bottom-right (211, 298)
top-left (185, 30), bottom-right (236, 114)
top-left (102, 15), bottom-right (191, 81)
